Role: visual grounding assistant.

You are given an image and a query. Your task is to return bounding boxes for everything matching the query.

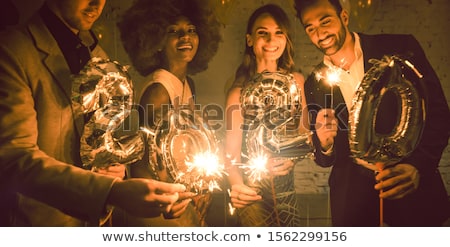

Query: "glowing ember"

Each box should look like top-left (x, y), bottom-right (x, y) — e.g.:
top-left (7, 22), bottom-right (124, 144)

top-left (228, 202), bottom-right (236, 215)
top-left (315, 65), bottom-right (344, 87)
top-left (227, 189), bottom-right (236, 215)
top-left (183, 151), bottom-right (226, 193)
top-left (314, 65), bottom-right (344, 108)
top-left (241, 152), bottom-right (270, 183)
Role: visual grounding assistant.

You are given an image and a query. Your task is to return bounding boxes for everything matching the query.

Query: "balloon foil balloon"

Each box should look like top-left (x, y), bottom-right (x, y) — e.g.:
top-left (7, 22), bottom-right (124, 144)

top-left (72, 57), bottom-right (144, 168)
top-left (241, 71), bottom-right (312, 160)
top-left (349, 55), bottom-right (426, 167)
top-left (144, 107), bottom-right (225, 193)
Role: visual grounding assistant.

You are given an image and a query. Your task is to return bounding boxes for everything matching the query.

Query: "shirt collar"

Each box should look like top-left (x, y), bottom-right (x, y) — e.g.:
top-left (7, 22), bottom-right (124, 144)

top-left (39, 3), bottom-right (98, 74)
top-left (40, 3), bottom-right (81, 51)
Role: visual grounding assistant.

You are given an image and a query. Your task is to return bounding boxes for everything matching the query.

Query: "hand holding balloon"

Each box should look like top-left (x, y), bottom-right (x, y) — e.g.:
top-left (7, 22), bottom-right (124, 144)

top-left (348, 56), bottom-right (426, 226)
top-left (374, 163), bottom-right (419, 199)
top-left (268, 158), bottom-right (295, 177)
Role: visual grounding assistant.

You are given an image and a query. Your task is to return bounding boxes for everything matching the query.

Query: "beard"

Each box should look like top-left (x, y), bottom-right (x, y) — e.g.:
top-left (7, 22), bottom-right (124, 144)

top-left (317, 23), bottom-right (347, 56)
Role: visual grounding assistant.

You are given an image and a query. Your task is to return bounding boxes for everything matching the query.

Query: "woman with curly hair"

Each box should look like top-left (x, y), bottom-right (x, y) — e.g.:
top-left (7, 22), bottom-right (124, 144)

top-left (116, 0), bottom-right (222, 226)
top-left (225, 4), bottom-right (308, 226)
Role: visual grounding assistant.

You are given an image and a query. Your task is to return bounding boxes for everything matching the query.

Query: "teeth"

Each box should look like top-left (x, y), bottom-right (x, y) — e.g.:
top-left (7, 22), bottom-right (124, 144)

top-left (320, 37), bottom-right (333, 46)
top-left (177, 45), bottom-right (192, 50)
top-left (263, 47), bottom-right (278, 52)
top-left (85, 12), bottom-right (95, 18)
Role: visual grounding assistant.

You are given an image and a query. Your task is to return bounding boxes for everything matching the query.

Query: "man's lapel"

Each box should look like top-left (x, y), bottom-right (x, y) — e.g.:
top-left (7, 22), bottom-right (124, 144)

top-left (28, 16), bottom-right (84, 136)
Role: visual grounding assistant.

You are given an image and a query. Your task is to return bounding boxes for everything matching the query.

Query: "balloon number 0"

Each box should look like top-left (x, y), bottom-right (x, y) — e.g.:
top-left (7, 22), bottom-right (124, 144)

top-left (348, 55), bottom-right (426, 167)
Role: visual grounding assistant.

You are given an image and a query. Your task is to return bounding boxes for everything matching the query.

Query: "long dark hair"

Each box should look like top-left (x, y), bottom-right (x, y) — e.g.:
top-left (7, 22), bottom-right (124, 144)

top-left (230, 4), bottom-right (296, 90)
top-left (117, 0), bottom-right (222, 76)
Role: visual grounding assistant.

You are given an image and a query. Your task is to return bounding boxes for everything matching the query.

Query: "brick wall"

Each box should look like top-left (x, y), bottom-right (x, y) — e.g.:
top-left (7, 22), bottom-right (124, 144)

top-left (10, 0), bottom-right (449, 195)
top-left (9, 0), bottom-right (449, 227)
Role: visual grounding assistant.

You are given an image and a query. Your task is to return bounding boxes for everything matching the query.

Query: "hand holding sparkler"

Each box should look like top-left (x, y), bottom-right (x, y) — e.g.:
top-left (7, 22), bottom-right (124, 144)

top-left (228, 184), bottom-right (262, 209)
top-left (315, 109), bottom-right (338, 155)
top-left (162, 191), bottom-right (198, 219)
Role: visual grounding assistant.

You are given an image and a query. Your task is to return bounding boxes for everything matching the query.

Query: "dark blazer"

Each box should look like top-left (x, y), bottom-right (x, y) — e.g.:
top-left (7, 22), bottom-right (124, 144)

top-left (305, 33), bottom-right (450, 226)
top-left (0, 13), bottom-right (116, 226)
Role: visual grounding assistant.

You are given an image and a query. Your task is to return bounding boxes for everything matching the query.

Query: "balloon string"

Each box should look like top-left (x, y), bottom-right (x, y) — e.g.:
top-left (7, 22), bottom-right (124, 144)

top-left (375, 162), bottom-right (384, 227)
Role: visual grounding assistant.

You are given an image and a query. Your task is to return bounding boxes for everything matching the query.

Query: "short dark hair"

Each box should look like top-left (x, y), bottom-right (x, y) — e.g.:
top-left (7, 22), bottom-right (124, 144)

top-left (293, 0), bottom-right (343, 24)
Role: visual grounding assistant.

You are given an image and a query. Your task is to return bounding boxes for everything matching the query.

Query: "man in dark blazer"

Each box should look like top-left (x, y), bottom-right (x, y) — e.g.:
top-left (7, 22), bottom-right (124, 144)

top-left (294, 0), bottom-right (449, 226)
top-left (0, 0), bottom-right (186, 226)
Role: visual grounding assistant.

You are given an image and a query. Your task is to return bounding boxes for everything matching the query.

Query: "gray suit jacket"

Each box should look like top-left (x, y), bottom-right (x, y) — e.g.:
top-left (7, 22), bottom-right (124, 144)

top-left (0, 13), bottom-right (117, 226)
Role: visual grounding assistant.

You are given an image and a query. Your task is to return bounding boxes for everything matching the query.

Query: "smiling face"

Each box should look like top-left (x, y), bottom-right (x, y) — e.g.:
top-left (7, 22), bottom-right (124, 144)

top-left (246, 13), bottom-right (287, 64)
top-left (48, 0), bottom-right (106, 32)
top-left (162, 16), bottom-right (199, 67)
top-left (300, 0), bottom-right (349, 56)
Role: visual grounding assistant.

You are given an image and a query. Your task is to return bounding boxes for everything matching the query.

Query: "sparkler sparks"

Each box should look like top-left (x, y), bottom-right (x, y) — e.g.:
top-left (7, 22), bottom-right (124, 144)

top-left (315, 65), bottom-right (344, 108)
top-left (314, 58), bottom-right (348, 109)
top-left (182, 151), bottom-right (227, 193)
top-left (240, 152), bottom-right (270, 184)
top-left (141, 126), bottom-right (226, 193)
top-left (227, 189), bottom-right (236, 215)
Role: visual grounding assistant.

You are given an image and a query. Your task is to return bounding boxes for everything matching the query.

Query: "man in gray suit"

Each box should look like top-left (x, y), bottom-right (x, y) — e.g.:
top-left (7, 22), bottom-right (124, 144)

top-left (0, 0), bottom-right (186, 226)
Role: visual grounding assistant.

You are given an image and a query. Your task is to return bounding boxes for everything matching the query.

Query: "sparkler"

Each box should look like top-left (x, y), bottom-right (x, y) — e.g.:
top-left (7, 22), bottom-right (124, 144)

top-left (227, 189), bottom-right (236, 215)
top-left (141, 126), bottom-right (226, 194)
top-left (315, 65), bottom-right (343, 109)
top-left (240, 151), bottom-right (270, 184)
top-left (225, 152), bottom-right (269, 216)
top-left (183, 151), bottom-right (227, 193)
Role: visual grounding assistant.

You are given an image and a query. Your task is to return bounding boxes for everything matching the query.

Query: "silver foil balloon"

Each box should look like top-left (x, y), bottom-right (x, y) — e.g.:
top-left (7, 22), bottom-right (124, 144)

top-left (349, 55), bottom-right (426, 167)
top-left (72, 57), bottom-right (144, 168)
top-left (144, 107), bottom-right (225, 193)
top-left (241, 71), bottom-right (311, 159)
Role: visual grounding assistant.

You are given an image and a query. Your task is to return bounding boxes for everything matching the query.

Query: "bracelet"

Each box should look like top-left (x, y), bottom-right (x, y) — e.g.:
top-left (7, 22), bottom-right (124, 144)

top-left (321, 143), bottom-right (334, 156)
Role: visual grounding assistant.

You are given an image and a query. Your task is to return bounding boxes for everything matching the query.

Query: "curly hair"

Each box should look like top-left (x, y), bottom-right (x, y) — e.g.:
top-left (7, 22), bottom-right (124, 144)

top-left (117, 0), bottom-right (222, 76)
top-left (231, 4), bottom-right (296, 89)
